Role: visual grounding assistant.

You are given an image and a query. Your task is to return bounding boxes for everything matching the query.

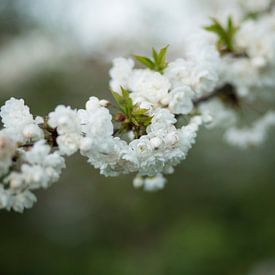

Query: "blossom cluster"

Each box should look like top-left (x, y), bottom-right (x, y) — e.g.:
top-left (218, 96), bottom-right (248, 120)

top-left (0, 99), bottom-right (65, 212)
top-left (1, 0), bottom-right (275, 212)
top-left (198, 0), bottom-right (275, 146)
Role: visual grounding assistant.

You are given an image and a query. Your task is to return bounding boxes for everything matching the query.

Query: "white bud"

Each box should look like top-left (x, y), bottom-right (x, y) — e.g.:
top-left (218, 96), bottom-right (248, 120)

top-left (86, 97), bottom-right (100, 111)
top-left (160, 96), bottom-right (170, 106)
top-left (35, 116), bottom-right (44, 124)
top-left (163, 166), bottom-right (174, 174)
top-left (99, 99), bottom-right (110, 107)
top-left (127, 131), bottom-right (135, 141)
top-left (133, 175), bottom-right (144, 188)
top-left (202, 113), bottom-right (213, 125)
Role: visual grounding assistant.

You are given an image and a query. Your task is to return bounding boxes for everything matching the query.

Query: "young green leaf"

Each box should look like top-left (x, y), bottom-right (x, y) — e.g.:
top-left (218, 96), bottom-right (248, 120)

top-left (133, 55), bottom-right (155, 70)
top-left (157, 45), bottom-right (169, 69)
top-left (134, 45), bottom-right (169, 73)
top-left (111, 87), bottom-right (153, 137)
top-left (204, 16), bottom-right (239, 54)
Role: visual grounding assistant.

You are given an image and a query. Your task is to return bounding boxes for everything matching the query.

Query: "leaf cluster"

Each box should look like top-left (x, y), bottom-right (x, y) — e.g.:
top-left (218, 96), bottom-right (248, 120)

top-left (112, 87), bottom-right (152, 138)
top-left (204, 16), bottom-right (239, 54)
top-left (134, 45), bottom-right (169, 73)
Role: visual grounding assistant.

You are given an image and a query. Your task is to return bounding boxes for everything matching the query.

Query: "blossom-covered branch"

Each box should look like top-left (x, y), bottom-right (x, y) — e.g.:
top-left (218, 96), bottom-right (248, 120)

top-left (1, 0), bottom-right (275, 212)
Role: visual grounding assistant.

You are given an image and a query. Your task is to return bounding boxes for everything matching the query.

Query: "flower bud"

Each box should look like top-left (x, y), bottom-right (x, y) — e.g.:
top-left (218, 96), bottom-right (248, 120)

top-left (99, 99), bottom-right (110, 107)
top-left (133, 175), bottom-right (144, 188)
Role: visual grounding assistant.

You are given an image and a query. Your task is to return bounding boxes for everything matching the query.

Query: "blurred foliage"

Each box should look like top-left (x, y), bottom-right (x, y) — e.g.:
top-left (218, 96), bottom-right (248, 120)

top-left (0, 4), bottom-right (275, 275)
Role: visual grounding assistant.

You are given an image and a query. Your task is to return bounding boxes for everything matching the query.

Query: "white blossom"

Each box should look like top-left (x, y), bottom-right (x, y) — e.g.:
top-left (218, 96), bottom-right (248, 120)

top-left (48, 105), bottom-right (82, 156)
top-left (238, 0), bottom-right (272, 13)
top-left (198, 99), bottom-right (237, 128)
top-left (109, 57), bottom-right (135, 92)
top-left (1, 3), bottom-right (275, 213)
top-left (133, 174), bottom-right (166, 191)
top-left (168, 86), bottom-right (194, 115)
top-left (78, 97), bottom-right (113, 141)
top-left (0, 140), bottom-right (65, 212)
top-left (0, 98), bottom-right (43, 143)
top-left (128, 69), bottom-right (171, 105)
top-left (224, 111), bottom-right (275, 148)
top-left (164, 34), bottom-right (220, 97)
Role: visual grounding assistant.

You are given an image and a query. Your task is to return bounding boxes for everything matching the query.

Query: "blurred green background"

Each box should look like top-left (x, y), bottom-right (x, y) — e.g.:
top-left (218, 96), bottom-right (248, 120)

top-left (1, 1), bottom-right (275, 274)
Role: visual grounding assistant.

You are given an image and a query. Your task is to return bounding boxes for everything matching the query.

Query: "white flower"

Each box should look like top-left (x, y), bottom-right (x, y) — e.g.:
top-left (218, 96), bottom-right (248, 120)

top-left (133, 174), bottom-right (144, 188)
top-left (109, 57), bottom-right (134, 92)
top-left (99, 99), bottom-right (110, 107)
top-left (165, 42), bottom-right (219, 96)
top-left (224, 111), bottom-right (275, 148)
top-left (164, 131), bottom-right (180, 147)
top-left (236, 19), bottom-right (275, 66)
top-left (56, 134), bottom-right (80, 156)
top-left (238, 0), bottom-right (271, 13)
top-left (128, 69), bottom-right (171, 105)
top-left (219, 13), bottom-right (275, 96)
top-left (150, 136), bottom-right (163, 150)
top-left (146, 108), bottom-right (176, 133)
top-left (144, 174), bottom-right (166, 191)
top-left (21, 164), bottom-right (47, 188)
top-left (180, 116), bottom-right (202, 150)
top-left (24, 140), bottom-right (50, 164)
top-left (9, 191), bottom-right (37, 213)
top-left (164, 59), bottom-right (191, 87)
top-left (78, 97), bottom-right (113, 142)
top-left (0, 140), bottom-right (65, 212)
top-left (128, 113), bottom-right (202, 177)
top-left (133, 174), bottom-right (166, 191)
top-left (198, 99), bottom-right (237, 128)
top-left (82, 136), bottom-right (138, 177)
top-left (48, 105), bottom-right (80, 134)
top-left (22, 124), bottom-right (43, 140)
top-left (0, 97), bottom-right (43, 142)
top-left (0, 98), bottom-right (33, 128)
top-left (130, 137), bottom-right (153, 159)
top-left (48, 105), bottom-right (81, 156)
top-left (23, 140), bottom-right (66, 186)
top-left (168, 86), bottom-right (194, 115)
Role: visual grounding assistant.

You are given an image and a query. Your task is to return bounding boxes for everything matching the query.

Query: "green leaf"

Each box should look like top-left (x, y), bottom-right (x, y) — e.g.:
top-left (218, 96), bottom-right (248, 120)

top-left (158, 45), bottom-right (169, 66)
top-left (134, 45), bottom-right (169, 73)
top-left (121, 86), bottom-right (133, 116)
top-left (112, 87), bottom-right (153, 137)
top-left (133, 55), bottom-right (155, 69)
top-left (152, 48), bottom-right (159, 63)
top-left (132, 107), bottom-right (149, 115)
top-left (111, 91), bottom-right (123, 111)
top-left (112, 87), bottom-right (134, 117)
top-left (204, 16), bottom-right (239, 53)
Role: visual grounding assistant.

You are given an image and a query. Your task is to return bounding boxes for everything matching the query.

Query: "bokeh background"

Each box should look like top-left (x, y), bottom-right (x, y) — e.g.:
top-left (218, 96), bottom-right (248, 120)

top-left (0, 1), bottom-right (275, 274)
